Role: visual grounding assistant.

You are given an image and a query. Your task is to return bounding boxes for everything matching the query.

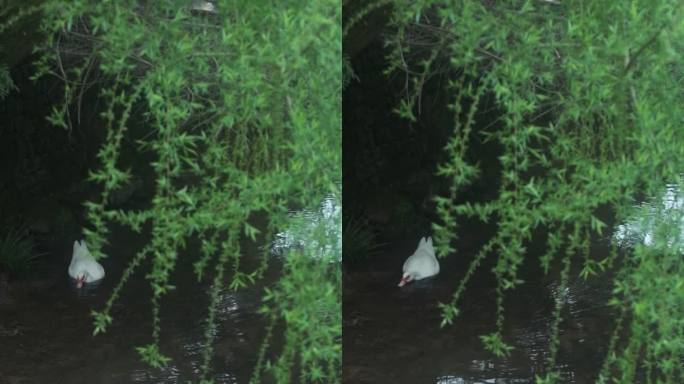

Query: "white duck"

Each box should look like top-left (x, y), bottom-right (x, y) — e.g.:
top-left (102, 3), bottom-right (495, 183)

top-left (68, 240), bottom-right (105, 288)
top-left (398, 236), bottom-right (439, 287)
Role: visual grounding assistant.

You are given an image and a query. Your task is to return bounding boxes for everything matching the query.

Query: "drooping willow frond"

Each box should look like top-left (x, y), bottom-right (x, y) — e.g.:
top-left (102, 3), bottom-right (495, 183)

top-left (384, 1), bottom-right (684, 382)
top-left (14, 0), bottom-right (341, 382)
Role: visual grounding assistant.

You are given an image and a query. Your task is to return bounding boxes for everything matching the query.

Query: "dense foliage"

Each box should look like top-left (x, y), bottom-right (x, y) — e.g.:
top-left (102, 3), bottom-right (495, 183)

top-left (0, 225), bottom-right (39, 277)
top-left (6, 0), bottom-right (341, 382)
top-left (371, 1), bottom-right (684, 382)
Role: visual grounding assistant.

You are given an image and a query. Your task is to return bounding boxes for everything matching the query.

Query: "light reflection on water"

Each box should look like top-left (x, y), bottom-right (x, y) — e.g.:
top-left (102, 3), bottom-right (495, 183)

top-left (435, 375), bottom-right (532, 384)
top-left (123, 290), bottom-right (249, 383)
top-left (130, 366), bottom-right (238, 384)
top-left (614, 182), bottom-right (684, 249)
top-left (216, 291), bottom-right (240, 317)
top-left (130, 366), bottom-right (181, 383)
top-left (125, 290), bottom-right (246, 383)
top-left (271, 193), bottom-right (342, 262)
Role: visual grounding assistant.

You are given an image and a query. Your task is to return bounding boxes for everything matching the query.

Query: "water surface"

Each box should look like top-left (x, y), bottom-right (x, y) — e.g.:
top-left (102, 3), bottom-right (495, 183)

top-left (343, 224), bottom-right (617, 383)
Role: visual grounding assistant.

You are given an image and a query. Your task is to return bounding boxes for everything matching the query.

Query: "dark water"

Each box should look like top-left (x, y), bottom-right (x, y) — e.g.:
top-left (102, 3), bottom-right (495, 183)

top-left (0, 226), bottom-right (275, 384)
top-left (0, 191), bottom-right (342, 384)
top-left (343, 229), bottom-right (616, 384)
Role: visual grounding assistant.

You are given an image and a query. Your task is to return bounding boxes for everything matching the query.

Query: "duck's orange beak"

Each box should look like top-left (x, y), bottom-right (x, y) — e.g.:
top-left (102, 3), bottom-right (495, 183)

top-left (75, 274), bottom-right (86, 289)
top-left (398, 275), bottom-right (412, 287)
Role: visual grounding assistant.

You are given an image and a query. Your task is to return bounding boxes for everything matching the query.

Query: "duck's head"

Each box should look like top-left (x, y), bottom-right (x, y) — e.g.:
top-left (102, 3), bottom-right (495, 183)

top-left (74, 272), bottom-right (88, 289)
top-left (398, 272), bottom-right (413, 287)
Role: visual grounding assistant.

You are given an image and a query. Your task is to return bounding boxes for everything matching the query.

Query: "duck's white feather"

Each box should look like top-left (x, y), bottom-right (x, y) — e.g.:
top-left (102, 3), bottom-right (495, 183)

top-left (68, 240), bottom-right (105, 283)
top-left (402, 236), bottom-right (439, 281)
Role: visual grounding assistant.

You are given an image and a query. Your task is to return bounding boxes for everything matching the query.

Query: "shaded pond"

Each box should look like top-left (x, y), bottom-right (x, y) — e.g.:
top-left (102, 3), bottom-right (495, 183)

top-left (344, 180), bottom-right (684, 383)
top-left (0, 226), bottom-right (271, 383)
top-left (0, 193), bottom-right (341, 383)
top-left (343, 229), bottom-right (616, 383)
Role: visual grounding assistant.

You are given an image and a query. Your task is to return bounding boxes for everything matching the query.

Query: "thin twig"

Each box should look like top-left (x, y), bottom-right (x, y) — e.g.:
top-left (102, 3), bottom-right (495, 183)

top-left (76, 55), bottom-right (96, 125)
top-left (623, 24), bottom-right (666, 74)
top-left (54, 36), bottom-right (74, 135)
